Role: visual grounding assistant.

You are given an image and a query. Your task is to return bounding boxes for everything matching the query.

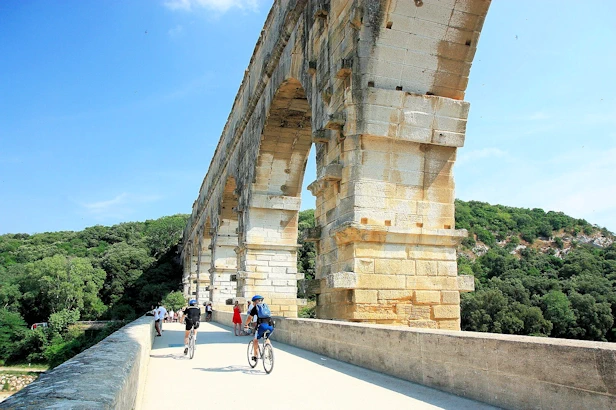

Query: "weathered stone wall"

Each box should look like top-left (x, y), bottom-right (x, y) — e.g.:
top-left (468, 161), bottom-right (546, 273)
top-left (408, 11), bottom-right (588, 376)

top-left (0, 317), bottom-right (156, 410)
top-left (213, 311), bottom-right (616, 410)
top-left (182, 0), bottom-right (492, 328)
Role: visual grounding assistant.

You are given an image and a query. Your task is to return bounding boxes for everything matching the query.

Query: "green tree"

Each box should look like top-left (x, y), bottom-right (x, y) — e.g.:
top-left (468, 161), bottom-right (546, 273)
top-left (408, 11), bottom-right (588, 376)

top-left (163, 291), bottom-right (186, 311)
top-left (48, 308), bottom-right (80, 338)
top-left (0, 309), bottom-right (28, 361)
top-left (144, 215), bottom-right (188, 257)
top-left (297, 209), bottom-right (316, 281)
top-left (568, 292), bottom-right (613, 341)
top-left (100, 243), bottom-right (154, 305)
top-left (541, 291), bottom-right (575, 338)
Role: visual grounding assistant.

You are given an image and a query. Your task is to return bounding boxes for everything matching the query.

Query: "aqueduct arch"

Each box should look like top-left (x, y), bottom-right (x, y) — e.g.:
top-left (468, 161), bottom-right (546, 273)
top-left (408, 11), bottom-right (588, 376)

top-left (182, 0), bottom-right (490, 329)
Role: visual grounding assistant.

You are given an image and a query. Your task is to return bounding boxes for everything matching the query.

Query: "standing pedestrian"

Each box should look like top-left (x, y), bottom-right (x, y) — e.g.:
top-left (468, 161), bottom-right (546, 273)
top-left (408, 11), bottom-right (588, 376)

top-left (232, 300), bottom-right (242, 336)
top-left (154, 304), bottom-right (162, 336)
top-left (158, 304), bottom-right (167, 333)
top-left (206, 303), bottom-right (213, 322)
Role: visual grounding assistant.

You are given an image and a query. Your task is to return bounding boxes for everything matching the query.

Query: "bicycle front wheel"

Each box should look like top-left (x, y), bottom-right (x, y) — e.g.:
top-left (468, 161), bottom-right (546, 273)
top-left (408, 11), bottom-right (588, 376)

top-left (189, 333), bottom-right (195, 359)
top-left (247, 340), bottom-right (258, 368)
top-left (262, 343), bottom-right (274, 374)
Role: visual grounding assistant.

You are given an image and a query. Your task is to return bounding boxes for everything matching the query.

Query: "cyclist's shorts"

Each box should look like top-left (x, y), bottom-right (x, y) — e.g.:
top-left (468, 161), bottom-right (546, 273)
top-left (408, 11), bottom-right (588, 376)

top-left (185, 319), bottom-right (200, 331)
top-left (255, 323), bottom-right (274, 340)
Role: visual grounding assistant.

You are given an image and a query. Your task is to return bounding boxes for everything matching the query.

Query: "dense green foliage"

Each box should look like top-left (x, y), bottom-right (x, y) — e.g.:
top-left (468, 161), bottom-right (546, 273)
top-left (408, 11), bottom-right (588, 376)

top-left (297, 210), bottom-right (316, 281)
top-left (0, 214), bottom-right (188, 366)
top-left (456, 200), bottom-right (615, 342)
top-left (455, 199), bottom-right (600, 247)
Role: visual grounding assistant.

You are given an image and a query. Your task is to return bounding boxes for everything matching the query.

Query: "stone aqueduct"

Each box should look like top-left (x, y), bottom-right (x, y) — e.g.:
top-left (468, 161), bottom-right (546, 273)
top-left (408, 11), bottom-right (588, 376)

top-left (181, 0), bottom-right (491, 330)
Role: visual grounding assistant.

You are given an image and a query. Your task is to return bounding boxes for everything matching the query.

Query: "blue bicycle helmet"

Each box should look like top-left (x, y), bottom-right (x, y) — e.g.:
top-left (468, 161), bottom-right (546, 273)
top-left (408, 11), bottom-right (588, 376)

top-left (189, 299), bottom-right (197, 306)
top-left (251, 295), bottom-right (264, 302)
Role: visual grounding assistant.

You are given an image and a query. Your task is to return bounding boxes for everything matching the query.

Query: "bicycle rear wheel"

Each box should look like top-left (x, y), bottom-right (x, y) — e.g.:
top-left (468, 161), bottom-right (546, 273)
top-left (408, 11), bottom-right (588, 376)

top-left (189, 331), bottom-right (195, 359)
top-left (262, 343), bottom-right (274, 374)
top-left (247, 340), bottom-right (258, 368)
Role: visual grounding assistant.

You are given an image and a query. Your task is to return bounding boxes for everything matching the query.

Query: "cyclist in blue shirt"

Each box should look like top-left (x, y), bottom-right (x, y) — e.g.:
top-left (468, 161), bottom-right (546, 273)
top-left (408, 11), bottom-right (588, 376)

top-left (243, 295), bottom-right (274, 360)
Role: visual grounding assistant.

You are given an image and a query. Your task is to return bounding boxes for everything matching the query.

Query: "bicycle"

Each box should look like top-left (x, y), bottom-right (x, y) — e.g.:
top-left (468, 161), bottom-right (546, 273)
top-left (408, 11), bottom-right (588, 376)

top-left (246, 330), bottom-right (274, 374)
top-left (187, 327), bottom-right (196, 359)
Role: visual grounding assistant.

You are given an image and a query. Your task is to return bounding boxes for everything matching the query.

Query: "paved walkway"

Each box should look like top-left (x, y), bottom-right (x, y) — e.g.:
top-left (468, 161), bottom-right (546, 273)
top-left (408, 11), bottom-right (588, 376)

top-left (140, 322), bottom-right (499, 410)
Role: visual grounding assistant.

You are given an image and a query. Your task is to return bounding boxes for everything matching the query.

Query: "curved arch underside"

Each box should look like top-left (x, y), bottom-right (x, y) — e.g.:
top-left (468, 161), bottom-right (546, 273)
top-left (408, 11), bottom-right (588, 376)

top-left (253, 78), bottom-right (312, 198)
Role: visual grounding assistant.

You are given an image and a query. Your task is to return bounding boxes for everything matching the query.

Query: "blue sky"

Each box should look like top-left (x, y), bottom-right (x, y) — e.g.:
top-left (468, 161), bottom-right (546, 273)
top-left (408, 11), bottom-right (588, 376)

top-left (0, 0), bottom-right (614, 235)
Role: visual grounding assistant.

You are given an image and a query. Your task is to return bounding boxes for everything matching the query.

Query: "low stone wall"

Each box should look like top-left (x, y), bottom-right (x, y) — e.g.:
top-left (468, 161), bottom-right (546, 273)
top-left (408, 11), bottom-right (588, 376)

top-left (213, 311), bottom-right (616, 410)
top-left (0, 316), bottom-right (156, 409)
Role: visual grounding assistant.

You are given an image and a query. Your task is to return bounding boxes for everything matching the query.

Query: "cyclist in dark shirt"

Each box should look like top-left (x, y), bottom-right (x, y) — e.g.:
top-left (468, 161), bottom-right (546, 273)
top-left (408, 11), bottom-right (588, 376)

top-left (184, 299), bottom-right (201, 355)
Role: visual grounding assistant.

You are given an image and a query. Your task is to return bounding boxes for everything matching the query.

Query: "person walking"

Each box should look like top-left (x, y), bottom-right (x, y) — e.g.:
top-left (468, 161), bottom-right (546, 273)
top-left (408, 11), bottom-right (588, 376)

top-left (232, 300), bottom-right (242, 336)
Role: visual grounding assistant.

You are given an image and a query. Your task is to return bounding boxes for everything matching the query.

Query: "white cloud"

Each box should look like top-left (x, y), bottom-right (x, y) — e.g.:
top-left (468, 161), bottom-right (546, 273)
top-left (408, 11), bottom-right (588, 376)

top-left (81, 193), bottom-right (162, 220)
top-left (163, 0), bottom-right (259, 13)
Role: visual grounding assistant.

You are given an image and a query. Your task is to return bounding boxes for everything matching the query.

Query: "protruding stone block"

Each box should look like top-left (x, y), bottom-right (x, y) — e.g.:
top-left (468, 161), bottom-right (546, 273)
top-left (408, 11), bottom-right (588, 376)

top-left (301, 226), bottom-right (322, 242)
top-left (326, 271), bottom-right (358, 289)
top-left (323, 163), bottom-right (343, 181)
top-left (458, 275), bottom-right (475, 292)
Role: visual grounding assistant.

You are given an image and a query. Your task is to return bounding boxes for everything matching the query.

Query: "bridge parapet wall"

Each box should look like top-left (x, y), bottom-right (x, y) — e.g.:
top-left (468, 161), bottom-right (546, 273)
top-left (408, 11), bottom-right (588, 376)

top-left (213, 311), bottom-right (616, 410)
top-left (1, 317), bottom-right (156, 409)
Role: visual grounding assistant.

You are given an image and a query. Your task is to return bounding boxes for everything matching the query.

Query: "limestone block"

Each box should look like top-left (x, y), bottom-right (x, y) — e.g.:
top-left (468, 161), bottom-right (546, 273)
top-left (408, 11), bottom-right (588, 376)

top-left (407, 276), bottom-right (458, 290)
top-left (408, 319), bottom-right (438, 329)
top-left (418, 202), bottom-right (455, 220)
top-left (416, 260), bottom-right (438, 276)
top-left (408, 306), bottom-right (431, 321)
top-left (352, 290), bottom-right (378, 304)
top-left (394, 185), bottom-right (423, 201)
top-left (327, 271), bottom-right (358, 289)
top-left (437, 319), bottom-right (460, 330)
top-left (269, 260), bottom-right (296, 267)
top-left (357, 274), bottom-right (406, 290)
top-left (414, 290), bottom-right (441, 305)
top-left (437, 261), bottom-right (458, 277)
top-left (354, 243), bottom-right (385, 258)
top-left (354, 194), bottom-right (387, 209)
top-left (432, 130), bottom-right (465, 147)
top-left (441, 291), bottom-right (460, 305)
top-left (408, 245), bottom-right (456, 261)
top-left (351, 311), bottom-right (398, 320)
top-left (354, 258), bottom-right (375, 274)
top-left (374, 259), bottom-right (416, 275)
top-left (378, 290), bottom-right (413, 301)
top-left (458, 275), bottom-right (475, 292)
top-left (251, 194), bottom-right (301, 211)
top-left (424, 187), bottom-right (455, 204)
top-left (389, 170), bottom-right (424, 186)
top-left (433, 305), bottom-right (460, 319)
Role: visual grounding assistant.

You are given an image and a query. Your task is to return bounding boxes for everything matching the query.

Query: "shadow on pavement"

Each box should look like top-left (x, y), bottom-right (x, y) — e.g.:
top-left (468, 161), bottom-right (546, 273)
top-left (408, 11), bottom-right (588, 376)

top-left (194, 365), bottom-right (266, 375)
top-left (149, 353), bottom-right (193, 360)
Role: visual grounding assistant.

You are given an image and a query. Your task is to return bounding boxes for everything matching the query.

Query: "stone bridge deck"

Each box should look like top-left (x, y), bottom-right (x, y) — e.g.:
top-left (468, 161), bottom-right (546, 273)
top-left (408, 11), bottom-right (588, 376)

top-left (140, 322), bottom-right (497, 410)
